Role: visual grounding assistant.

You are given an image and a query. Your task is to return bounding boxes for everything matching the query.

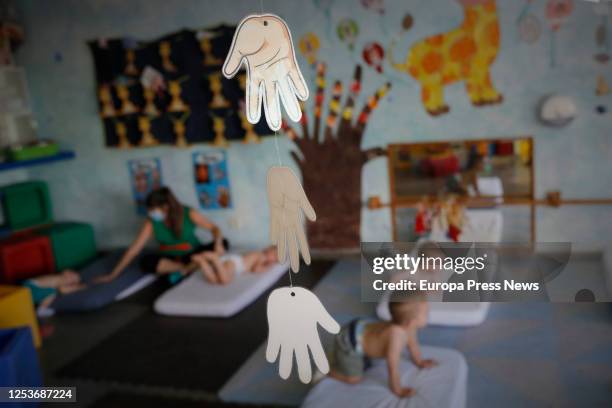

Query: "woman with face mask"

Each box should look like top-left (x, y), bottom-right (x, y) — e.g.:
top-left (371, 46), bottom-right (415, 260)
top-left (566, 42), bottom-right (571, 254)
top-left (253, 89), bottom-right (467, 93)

top-left (95, 187), bottom-right (227, 283)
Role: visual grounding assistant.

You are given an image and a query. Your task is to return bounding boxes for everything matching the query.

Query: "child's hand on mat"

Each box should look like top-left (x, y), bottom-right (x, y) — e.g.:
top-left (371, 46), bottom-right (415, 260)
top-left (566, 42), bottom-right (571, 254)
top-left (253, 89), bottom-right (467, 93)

top-left (94, 274), bottom-right (115, 284)
top-left (267, 166), bottom-right (316, 272)
top-left (416, 359), bottom-right (437, 369)
top-left (394, 387), bottom-right (416, 398)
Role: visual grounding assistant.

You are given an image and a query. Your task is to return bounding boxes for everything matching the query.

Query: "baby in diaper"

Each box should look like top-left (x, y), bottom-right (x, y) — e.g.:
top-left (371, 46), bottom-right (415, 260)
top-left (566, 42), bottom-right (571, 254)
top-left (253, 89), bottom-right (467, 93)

top-left (329, 290), bottom-right (436, 398)
top-left (191, 246), bottom-right (278, 285)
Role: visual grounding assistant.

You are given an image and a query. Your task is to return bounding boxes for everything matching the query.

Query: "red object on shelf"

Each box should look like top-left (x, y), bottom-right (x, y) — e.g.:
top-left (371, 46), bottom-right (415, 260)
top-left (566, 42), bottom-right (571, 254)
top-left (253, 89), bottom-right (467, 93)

top-left (0, 234), bottom-right (55, 284)
top-left (421, 154), bottom-right (460, 177)
top-left (495, 141), bottom-right (514, 156)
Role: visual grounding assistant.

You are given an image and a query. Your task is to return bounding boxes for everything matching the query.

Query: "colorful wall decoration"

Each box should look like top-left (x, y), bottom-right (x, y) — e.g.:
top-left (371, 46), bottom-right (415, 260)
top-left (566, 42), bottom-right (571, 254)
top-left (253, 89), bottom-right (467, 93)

top-left (282, 63), bottom-right (390, 249)
top-left (389, 0), bottom-right (503, 116)
top-left (90, 25), bottom-right (271, 148)
top-left (192, 150), bottom-right (232, 210)
top-left (127, 157), bottom-right (162, 215)
top-left (15, 0), bottom-right (612, 251)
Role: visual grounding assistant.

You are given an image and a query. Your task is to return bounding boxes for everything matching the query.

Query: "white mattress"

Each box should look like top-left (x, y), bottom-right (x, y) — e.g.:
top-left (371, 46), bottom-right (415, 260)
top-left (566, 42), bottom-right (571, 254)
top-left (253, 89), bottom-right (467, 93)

top-left (376, 290), bottom-right (491, 327)
top-left (154, 262), bottom-right (289, 317)
top-left (385, 202), bottom-right (502, 327)
top-left (468, 176), bottom-right (504, 203)
top-left (301, 346), bottom-right (467, 408)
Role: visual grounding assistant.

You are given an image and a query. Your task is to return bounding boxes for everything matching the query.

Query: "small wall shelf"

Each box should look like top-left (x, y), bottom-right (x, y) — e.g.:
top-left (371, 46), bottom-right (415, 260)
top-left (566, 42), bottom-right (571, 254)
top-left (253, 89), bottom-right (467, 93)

top-left (0, 150), bottom-right (75, 172)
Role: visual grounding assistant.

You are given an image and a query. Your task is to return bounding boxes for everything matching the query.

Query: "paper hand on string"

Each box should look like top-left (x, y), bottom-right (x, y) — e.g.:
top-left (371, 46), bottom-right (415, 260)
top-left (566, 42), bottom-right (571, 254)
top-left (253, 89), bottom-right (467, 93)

top-left (223, 14), bottom-right (309, 131)
top-left (266, 287), bottom-right (340, 383)
top-left (267, 166), bottom-right (316, 272)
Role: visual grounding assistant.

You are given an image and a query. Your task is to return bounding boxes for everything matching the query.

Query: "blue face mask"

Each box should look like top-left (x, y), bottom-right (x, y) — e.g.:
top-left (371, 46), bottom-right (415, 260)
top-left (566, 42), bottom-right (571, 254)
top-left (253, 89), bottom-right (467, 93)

top-left (149, 209), bottom-right (165, 222)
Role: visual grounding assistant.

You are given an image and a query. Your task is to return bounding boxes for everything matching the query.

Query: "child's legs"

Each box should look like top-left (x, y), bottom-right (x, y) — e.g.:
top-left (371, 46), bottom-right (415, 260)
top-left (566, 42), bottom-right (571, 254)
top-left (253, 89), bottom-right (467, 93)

top-left (328, 370), bottom-right (362, 384)
top-left (38, 294), bottom-right (57, 310)
top-left (156, 258), bottom-right (188, 275)
top-left (192, 253), bottom-right (219, 284)
top-left (58, 283), bottom-right (86, 296)
top-left (241, 251), bottom-right (264, 273)
top-left (203, 252), bottom-right (234, 285)
top-left (329, 325), bottom-right (365, 384)
top-left (140, 253), bottom-right (189, 275)
top-left (30, 274), bottom-right (63, 288)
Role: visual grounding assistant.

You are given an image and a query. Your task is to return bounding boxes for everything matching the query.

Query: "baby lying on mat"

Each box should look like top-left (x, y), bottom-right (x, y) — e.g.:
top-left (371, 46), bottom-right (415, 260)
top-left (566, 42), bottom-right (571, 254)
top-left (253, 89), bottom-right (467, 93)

top-left (22, 270), bottom-right (86, 309)
top-left (191, 246), bottom-right (278, 285)
top-left (329, 290), bottom-right (437, 398)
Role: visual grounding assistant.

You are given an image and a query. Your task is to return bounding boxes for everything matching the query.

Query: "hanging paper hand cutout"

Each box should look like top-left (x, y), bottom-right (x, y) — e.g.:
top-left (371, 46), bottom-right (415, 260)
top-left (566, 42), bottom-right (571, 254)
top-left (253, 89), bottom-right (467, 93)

top-left (223, 14), bottom-right (309, 131)
top-left (267, 166), bottom-right (316, 272)
top-left (266, 287), bottom-right (340, 383)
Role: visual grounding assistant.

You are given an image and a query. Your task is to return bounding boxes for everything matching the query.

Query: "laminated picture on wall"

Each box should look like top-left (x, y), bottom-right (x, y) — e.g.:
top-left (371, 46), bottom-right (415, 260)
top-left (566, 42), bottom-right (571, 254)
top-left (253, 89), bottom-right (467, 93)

top-left (192, 151), bottom-right (231, 209)
top-left (127, 157), bottom-right (162, 215)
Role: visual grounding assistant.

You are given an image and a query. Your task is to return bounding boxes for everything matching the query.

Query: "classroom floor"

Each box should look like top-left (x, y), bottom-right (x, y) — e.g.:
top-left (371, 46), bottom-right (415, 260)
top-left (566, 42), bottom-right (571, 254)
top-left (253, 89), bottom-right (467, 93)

top-left (37, 256), bottom-right (611, 407)
top-left (38, 260), bottom-right (335, 408)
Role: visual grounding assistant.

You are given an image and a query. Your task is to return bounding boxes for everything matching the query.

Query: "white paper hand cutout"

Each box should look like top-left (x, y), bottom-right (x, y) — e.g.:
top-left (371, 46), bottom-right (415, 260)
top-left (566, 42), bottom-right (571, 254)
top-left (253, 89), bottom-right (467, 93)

top-left (267, 166), bottom-right (316, 273)
top-left (266, 286), bottom-right (340, 383)
top-left (223, 14), bottom-right (309, 131)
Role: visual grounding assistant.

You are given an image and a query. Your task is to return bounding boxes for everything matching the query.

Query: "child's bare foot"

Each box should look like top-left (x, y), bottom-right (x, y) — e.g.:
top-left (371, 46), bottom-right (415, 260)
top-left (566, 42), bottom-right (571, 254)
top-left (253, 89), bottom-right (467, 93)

top-left (416, 359), bottom-right (437, 369)
top-left (396, 387), bottom-right (416, 398)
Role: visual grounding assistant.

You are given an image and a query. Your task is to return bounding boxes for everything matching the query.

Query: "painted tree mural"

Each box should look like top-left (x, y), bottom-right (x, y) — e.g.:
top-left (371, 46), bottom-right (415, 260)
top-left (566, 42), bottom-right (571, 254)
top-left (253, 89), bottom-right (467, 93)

top-left (282, 63), bottom-right (391, 250)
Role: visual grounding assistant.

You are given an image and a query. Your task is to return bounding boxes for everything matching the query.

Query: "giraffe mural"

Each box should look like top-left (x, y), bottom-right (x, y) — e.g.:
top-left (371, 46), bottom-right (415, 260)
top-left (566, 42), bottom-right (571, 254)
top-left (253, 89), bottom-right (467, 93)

top-left (390, 0), bottom-right (503, 116)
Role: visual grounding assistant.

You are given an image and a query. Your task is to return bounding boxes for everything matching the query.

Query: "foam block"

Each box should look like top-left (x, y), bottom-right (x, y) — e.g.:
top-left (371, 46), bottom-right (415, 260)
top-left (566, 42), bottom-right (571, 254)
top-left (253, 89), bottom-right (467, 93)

top-left (39, 222), bottom-right (96, 271)
top-left (0, 234), bottom-right (54, 284)
top-left (0, 181), bottom-right (52, 231)
top-left (0, 286), bottom-right (41, 347)
top-left (0, 328), bottom-right (42, 388)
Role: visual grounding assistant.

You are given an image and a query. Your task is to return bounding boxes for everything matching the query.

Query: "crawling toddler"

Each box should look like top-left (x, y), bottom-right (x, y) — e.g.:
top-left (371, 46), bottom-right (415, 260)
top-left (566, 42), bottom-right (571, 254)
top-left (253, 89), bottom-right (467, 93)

top-left (329, 291), bottom-right (436, 398)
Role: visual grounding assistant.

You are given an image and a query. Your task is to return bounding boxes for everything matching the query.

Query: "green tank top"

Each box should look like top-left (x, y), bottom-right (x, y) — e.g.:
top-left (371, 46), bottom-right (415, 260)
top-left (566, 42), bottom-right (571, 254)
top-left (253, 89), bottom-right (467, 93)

top-left (150, 206), bottom-right (201, 256)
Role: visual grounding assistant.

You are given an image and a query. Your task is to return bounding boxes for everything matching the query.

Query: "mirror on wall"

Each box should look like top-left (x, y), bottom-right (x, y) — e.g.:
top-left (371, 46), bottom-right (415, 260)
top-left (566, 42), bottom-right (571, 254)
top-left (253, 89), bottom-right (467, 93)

top-left (388, 137), bottom-right (534, 203)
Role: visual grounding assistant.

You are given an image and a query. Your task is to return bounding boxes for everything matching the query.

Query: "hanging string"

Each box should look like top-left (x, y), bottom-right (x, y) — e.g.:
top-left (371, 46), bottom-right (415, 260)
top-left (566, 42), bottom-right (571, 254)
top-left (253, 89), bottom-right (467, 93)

top-left (274, 130), bottom-right (282, 165)
top-left (258, 0), bottom-right (294, 286)
top-left (274, 129), bottom-right (290, 286)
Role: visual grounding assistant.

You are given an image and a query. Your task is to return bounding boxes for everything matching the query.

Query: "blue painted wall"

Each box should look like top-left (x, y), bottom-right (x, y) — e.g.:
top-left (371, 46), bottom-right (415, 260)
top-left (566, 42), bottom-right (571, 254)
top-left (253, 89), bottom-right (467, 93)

top-left (11, 0), bottom-right (612, 250)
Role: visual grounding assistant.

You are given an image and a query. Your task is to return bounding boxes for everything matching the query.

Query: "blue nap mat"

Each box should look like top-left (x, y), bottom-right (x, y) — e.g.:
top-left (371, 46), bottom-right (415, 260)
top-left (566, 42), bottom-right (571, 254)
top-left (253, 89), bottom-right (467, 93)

top-left (49, 250), bottom-right (153, 313)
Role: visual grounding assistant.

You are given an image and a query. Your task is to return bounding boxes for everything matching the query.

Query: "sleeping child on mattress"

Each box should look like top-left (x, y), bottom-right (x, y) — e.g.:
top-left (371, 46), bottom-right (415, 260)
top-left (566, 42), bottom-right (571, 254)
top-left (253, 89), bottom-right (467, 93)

top-left (329, 291), bottom-right (437, 398)
top-left (95, 187), bottom-right (228, 284)
top-left (191, 246), bottom-right (278, 285)
top-left (23, 270), bottom-right (86, 309)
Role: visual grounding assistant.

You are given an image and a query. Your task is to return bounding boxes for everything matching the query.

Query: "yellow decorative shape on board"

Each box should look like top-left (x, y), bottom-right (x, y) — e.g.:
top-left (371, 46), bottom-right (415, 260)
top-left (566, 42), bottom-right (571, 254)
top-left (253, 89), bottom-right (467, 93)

top-left (208, 73), bottom-right (230, 108)
top-left (138, 116), bottom-right (159, 147)
top-left (211, 115), bottom-right (229, 147)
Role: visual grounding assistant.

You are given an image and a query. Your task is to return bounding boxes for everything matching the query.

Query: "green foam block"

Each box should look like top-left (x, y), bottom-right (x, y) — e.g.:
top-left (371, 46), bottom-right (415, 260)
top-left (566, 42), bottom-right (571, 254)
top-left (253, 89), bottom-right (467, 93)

top-left (0, 181), bottom-right (53, 230)
top-left (39, 222), bottom-right (97, 271)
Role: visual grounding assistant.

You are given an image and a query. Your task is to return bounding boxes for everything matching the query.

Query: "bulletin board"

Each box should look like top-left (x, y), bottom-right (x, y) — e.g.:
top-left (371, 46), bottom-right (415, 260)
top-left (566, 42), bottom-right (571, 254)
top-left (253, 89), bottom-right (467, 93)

top-left (89, 25), bottom-right (271, 148)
